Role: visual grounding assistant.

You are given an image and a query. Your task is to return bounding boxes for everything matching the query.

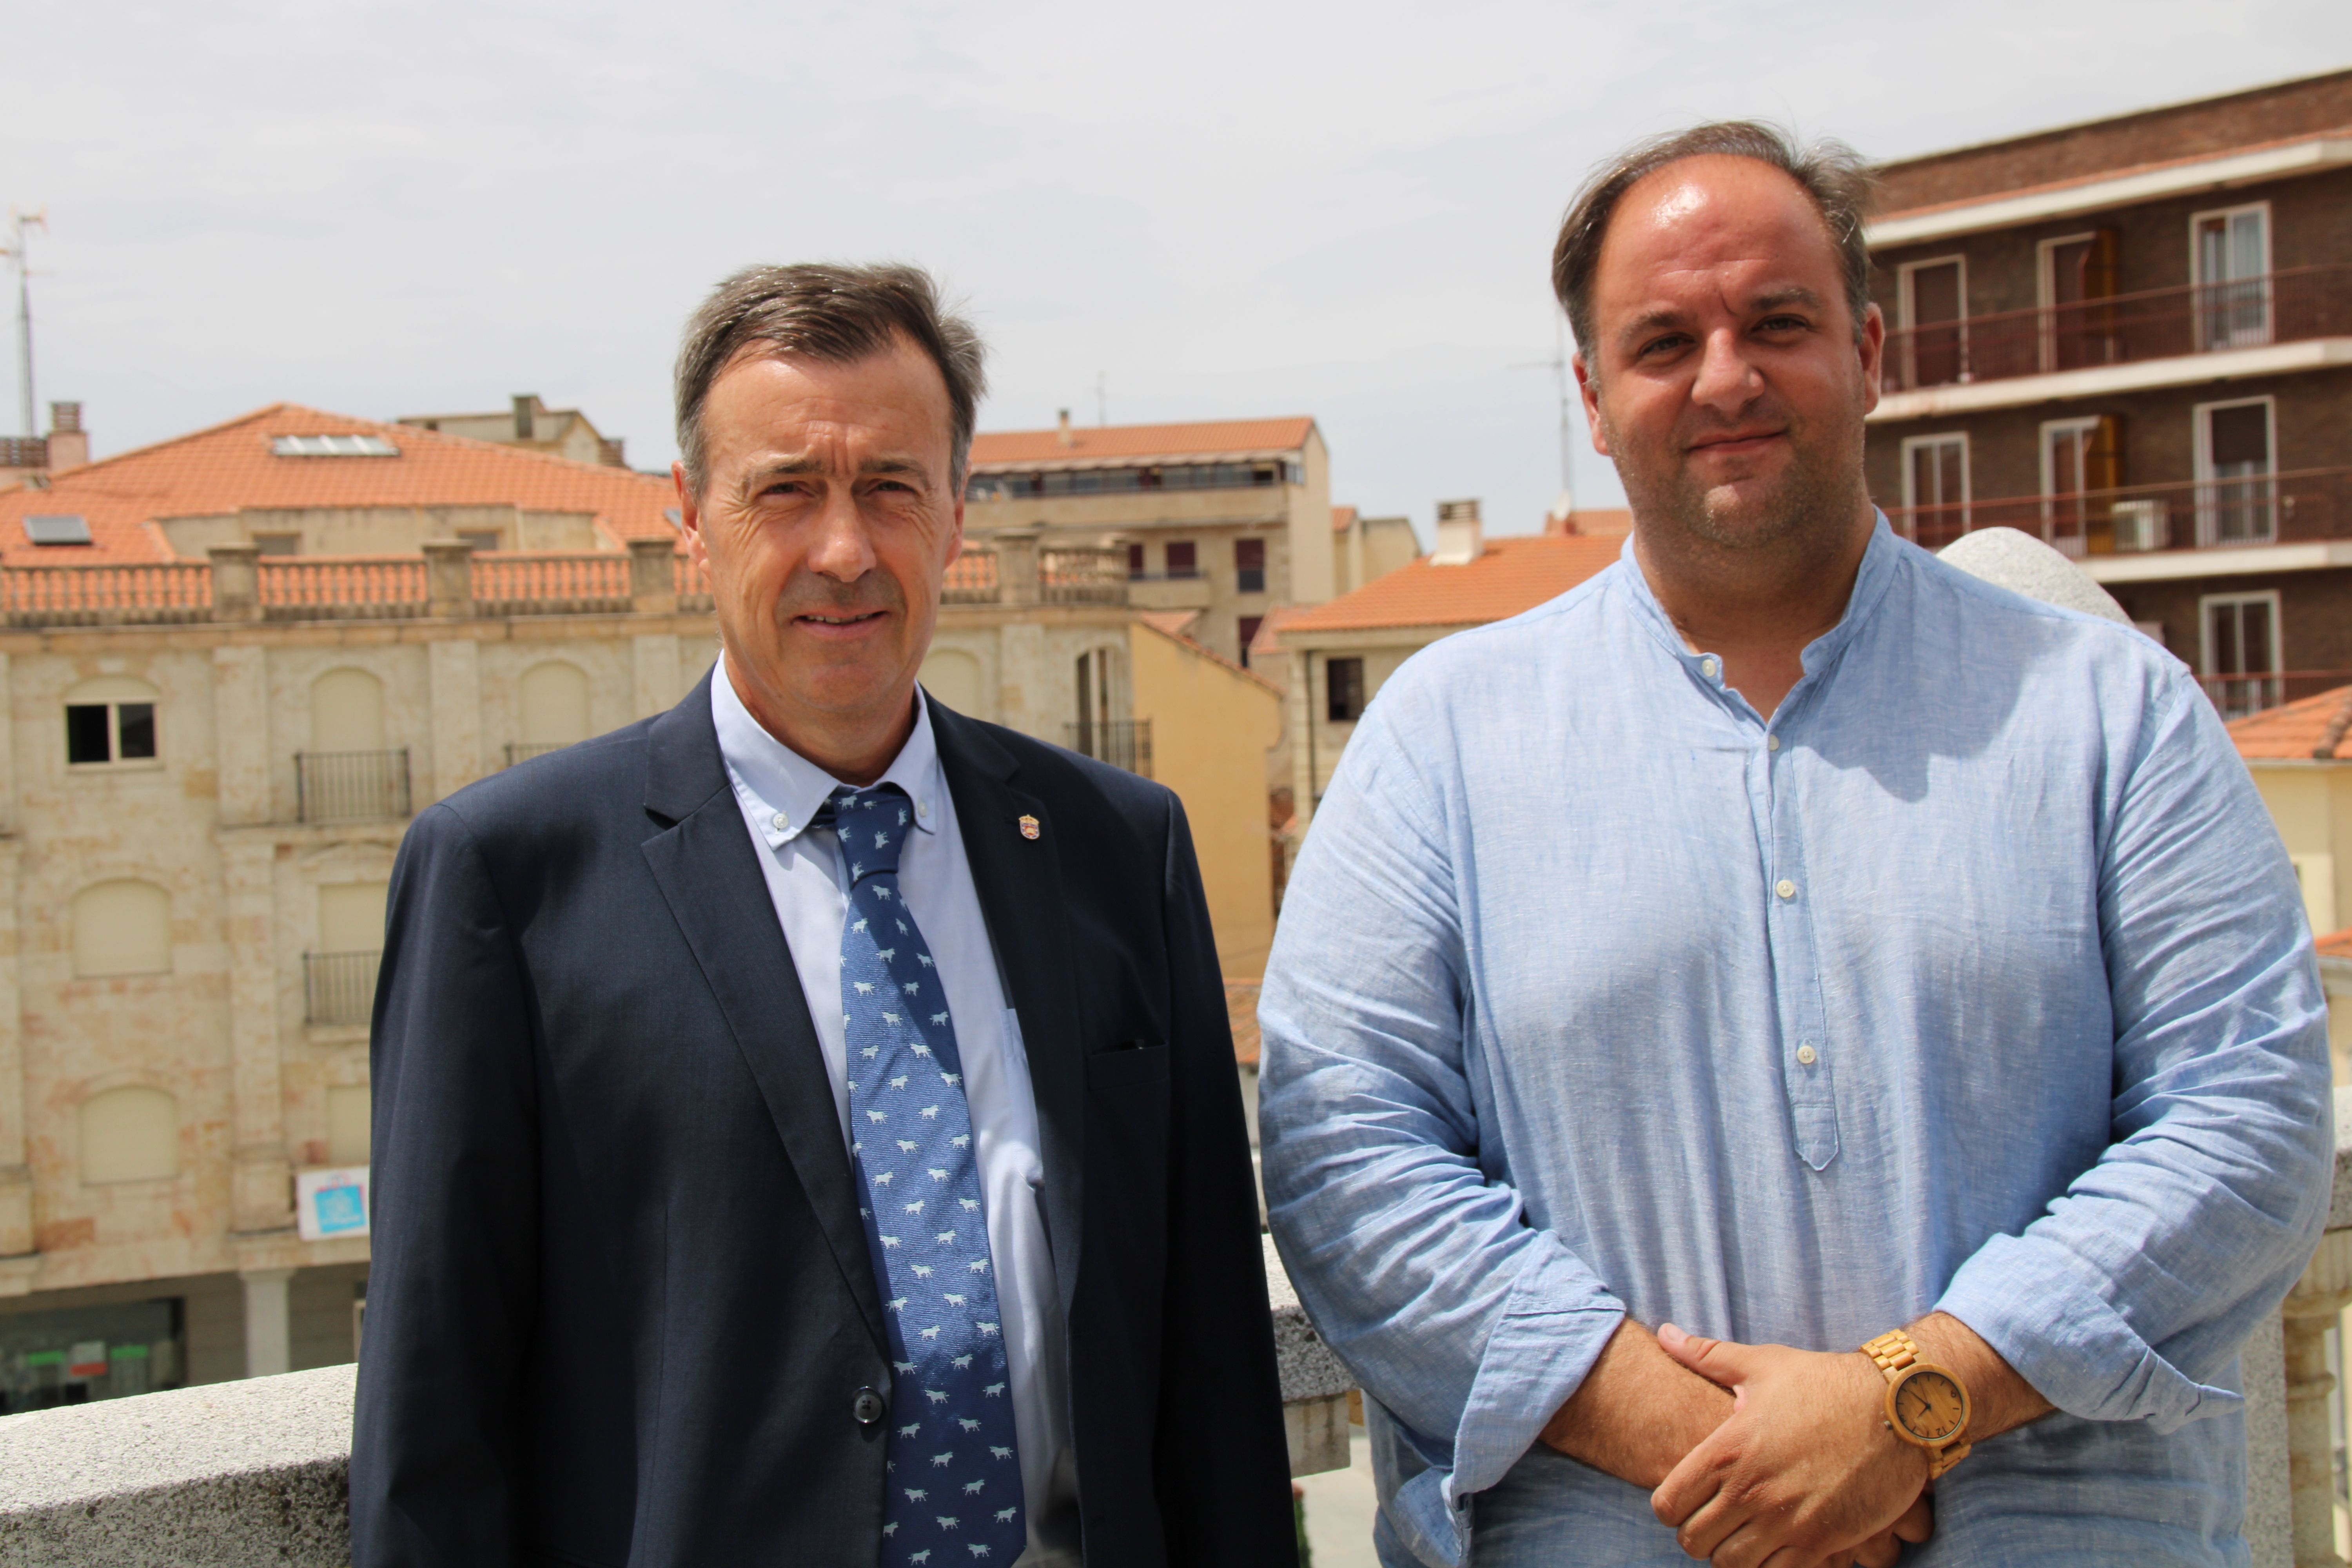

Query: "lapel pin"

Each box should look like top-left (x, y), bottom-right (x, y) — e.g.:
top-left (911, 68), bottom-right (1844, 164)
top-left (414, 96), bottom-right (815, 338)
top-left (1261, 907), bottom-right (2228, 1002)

top-left (1017, 814), bottom-right (1040, 840)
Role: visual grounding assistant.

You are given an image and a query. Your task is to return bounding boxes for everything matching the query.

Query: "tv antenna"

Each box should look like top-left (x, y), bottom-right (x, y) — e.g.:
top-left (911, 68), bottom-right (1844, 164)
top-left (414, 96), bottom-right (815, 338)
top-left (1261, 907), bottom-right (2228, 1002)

top-left (1513, 316), bottom-right (1578, 523)
top-left (0, 211), bottom-right (45, 439)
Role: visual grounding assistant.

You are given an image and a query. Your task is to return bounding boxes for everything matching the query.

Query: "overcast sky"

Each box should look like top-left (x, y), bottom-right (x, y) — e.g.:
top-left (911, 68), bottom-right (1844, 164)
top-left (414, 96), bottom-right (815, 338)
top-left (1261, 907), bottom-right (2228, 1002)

top-left (10, 1), bottom-right (2350, 541)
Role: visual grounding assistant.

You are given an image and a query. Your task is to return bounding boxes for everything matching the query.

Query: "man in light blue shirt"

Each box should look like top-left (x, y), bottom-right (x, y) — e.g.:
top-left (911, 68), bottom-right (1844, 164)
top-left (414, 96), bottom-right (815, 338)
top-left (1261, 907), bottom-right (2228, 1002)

top-left (1259, 122), bottom-right (2332, 1566)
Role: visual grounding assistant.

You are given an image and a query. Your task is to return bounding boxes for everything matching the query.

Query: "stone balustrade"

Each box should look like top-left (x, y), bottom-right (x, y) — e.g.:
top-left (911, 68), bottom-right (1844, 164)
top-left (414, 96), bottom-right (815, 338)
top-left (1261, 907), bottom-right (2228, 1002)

top-left (9, 1111), bottom-right (2350, 1566)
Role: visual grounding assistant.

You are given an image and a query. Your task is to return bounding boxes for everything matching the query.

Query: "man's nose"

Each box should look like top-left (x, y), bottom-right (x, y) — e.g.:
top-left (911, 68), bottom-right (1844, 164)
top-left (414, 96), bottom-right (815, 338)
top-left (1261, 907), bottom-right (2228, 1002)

top-left (1691, 327), bottom-right (1763, 413)
top-left (806, 486), bottom-right (878, 581)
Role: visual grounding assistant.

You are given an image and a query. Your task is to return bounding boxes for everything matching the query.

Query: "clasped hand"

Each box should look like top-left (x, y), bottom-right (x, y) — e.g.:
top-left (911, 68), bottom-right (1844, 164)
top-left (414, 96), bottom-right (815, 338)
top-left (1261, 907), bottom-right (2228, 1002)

top-left (1649, 1324), bottom-right (1934, 1568)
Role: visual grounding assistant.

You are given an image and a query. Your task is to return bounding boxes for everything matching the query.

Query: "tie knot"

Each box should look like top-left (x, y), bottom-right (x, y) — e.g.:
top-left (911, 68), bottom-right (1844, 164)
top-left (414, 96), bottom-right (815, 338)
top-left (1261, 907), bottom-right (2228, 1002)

top-left (826, 784), bottom-right (915, 880)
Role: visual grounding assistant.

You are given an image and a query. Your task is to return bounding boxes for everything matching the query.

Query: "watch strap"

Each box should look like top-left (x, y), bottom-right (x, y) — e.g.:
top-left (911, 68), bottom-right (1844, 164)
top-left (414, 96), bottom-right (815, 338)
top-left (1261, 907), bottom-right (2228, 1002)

top-left (1860, 1328), bottom-right (1971, 1478)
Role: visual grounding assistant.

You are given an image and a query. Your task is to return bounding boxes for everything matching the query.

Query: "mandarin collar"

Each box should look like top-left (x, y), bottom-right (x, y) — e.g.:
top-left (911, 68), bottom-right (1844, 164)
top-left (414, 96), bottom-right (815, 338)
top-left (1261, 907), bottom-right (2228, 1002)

top-left (1617, 512), bottom-right (1902, 690)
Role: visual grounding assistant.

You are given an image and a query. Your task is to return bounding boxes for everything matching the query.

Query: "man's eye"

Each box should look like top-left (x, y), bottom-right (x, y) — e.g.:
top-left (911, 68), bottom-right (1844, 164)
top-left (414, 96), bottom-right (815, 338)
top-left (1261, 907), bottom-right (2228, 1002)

top-left (1758, 315), bottom-right (1809, 332)
top-left (1638, 334), bottom-right (1690, 359)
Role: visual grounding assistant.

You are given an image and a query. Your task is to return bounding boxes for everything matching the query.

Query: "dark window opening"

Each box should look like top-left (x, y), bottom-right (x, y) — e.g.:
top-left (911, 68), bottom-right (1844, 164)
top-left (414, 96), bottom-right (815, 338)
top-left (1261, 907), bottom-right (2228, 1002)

top-left (1236, 538), bottom-right (1267, 594)
top-left (1126, 543), bottom-right (1146, 580)
top-left (65, 705), bottom-right (111, 764)
top-left (1239, 616), bottom-right (1264, 667)
top-left (1327, 657), bottom-right (1366, 723)
top-left (67, 702), bottom-right (155, 765)
top-left (116, 704), bottom-right (156, 760)
top-left (1165, 542), bottom-right (1198, 579)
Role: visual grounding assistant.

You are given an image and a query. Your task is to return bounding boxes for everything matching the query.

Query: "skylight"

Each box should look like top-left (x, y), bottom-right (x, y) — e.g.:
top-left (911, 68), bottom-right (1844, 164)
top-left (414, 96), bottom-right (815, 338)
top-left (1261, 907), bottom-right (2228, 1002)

top-left (22, 514), bottom-right (93, 546)
top-left (270, 434), bottom-right (399, 458)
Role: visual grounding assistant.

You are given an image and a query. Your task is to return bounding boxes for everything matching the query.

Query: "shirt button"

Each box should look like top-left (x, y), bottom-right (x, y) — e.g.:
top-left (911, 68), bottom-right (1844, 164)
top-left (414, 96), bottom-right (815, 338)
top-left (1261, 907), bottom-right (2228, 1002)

top-left (916, 800), bottom-right (931, 819)
top-left (1700, 658), bottom-right (1719, 679)
top-left (1775, 878), bottom-right (1797, 900)
top-left (853, 1387), bottom-right (886, 1427)
top-left (1767, 735), bottom-right (1780, 751)
top-left (770, 812), bottom-right (789, 833)
top-left (1797, 1044), bottom-right (1818, 1065)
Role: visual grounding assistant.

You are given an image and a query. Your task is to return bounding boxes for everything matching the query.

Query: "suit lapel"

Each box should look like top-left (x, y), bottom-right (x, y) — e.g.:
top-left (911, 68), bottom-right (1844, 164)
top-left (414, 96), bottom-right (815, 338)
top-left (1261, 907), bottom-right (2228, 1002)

top-left (639, 672), bottom-right (887, 1354)
top-left (931, 705), bottom-right (1087, 1321)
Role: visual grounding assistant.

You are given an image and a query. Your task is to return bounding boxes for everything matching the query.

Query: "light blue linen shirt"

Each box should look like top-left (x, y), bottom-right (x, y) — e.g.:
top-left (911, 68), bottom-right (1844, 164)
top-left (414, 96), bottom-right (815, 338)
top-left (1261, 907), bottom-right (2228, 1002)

top-left (1258, 520), bottom-right (2333, 1566)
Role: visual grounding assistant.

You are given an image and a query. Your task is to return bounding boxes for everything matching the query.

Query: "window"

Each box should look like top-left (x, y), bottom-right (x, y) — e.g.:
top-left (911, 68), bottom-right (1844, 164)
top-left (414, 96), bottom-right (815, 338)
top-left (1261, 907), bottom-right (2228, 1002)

top-left (2038, 230), bottom-right (2119, 371)
top-left (1899, 434), bottom-right (1968, 546)
top-left (2200, 590), bottom-right (2282, 718)
top-left (1326, 657), bottom-right (1366, 723)
top-left (65, 677), bottom-right (159, 766)
top-left (250, 533), bottom-right (301, 556)
top-left (1235, 539), bottom-right (1267, 594)
top-left (2193, 203), bottom-right (2271, 350)
top-left (270, 434), bottom-right (399, 457)
top-left (1126, 542), bottom-right (1146, 580)
top-left (72, 880), bottom-right (171, 978)
top-left (2039, 416), bottom-right (2120, 555)
top-left (22, 514), bottom-right (91, 546)
top-left (79, 1086), bottom-right (179, 1184)
top-left (2196, 397), bottom-right (2276, 546)
top-left (1897, 257), bottom-right (1966, 388)
top-left (1164, 541), bottom-right (1199, 579)
top-left (1238, 616), bottom-right (1264, 668)
top-left (456, 530), bottom-right (501, 553)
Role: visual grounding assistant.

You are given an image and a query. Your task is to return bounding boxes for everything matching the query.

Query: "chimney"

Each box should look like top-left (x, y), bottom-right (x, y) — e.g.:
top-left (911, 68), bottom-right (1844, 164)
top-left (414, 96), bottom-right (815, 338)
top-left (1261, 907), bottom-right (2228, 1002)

top-left (1431, 499), bottom-right (1483, 565)
top-left (44, 401), bottom-right (88, 473)
top-left (513, 394), bottom-right (537, 440)
top-left (1057, 408), bottom-right (1075, 448)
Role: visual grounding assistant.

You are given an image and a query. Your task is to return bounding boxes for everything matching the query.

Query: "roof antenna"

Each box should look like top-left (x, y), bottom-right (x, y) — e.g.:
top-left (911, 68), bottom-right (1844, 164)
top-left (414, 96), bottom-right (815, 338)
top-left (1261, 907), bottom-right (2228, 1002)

top-left (0, 210), bottom-right (46, 439)
top-left (1514, 314), bottom-right (1577, 527)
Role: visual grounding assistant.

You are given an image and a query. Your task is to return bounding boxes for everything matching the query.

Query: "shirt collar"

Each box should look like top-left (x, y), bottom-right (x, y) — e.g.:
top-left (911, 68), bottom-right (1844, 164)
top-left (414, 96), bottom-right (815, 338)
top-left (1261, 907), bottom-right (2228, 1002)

top-left (710, 655), bottom-right (944, 849)
top-left (1615, 511), bottom-right (1903, 695)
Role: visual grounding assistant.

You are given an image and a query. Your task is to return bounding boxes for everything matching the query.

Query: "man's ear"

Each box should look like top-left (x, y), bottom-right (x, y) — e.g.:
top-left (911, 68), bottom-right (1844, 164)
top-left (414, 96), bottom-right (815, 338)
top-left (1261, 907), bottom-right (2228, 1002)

top-left (672, 462), bottom-right (712, 568)
top-left (1573, 353), bottom-right (1611, 458)
top-left (1856, 301), bottom-right (1886, 417)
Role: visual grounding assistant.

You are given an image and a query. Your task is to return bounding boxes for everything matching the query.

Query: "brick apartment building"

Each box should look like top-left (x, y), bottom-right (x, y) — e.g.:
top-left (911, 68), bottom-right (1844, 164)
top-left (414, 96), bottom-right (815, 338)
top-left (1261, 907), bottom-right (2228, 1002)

top-left (1865, 68), bottom-right (2352, 716)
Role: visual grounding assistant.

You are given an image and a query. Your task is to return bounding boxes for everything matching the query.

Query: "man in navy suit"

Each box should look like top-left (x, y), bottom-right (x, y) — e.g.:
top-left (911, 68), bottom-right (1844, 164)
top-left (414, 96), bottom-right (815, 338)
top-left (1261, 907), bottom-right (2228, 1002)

top-left (350, 263), bottom-right (1296, 1567)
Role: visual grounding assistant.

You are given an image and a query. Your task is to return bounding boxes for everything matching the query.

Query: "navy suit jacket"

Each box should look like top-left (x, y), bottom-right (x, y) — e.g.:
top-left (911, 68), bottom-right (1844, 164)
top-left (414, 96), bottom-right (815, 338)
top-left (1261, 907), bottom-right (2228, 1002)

top-left (350, 673), bottom-right (1296, 1566)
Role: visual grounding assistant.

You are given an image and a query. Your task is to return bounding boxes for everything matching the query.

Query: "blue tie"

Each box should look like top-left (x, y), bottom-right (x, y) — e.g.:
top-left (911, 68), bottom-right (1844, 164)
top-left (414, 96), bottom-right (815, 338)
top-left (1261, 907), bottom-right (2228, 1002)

top-left (825, 784), bottom-right (1025, 1565)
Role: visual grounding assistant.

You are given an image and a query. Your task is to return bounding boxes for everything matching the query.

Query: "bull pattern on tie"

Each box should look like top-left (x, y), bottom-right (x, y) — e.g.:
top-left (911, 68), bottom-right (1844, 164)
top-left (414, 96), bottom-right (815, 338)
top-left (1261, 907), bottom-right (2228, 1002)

top-left (826, 784), bottom-right (1023, 1564)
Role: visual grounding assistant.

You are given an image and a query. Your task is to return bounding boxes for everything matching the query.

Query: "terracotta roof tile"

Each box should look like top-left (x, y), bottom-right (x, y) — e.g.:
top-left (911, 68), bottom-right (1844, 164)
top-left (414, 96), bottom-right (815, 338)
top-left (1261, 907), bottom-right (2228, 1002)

top-left (0, 403), bottom-right (679, 561)
top-left (1249, 603), bottom-right (1312, 657)
top-left (1331, 505), bottom-right (1357, 534)
top-left (1281, 534), bottom-right (1622, 635)
top-left (968, 417), bottom-right (1315, 468)
top-left (2227, 686), bottom-right (2352, 759)
top-left (2316, 927), bottom-right (2352, 961)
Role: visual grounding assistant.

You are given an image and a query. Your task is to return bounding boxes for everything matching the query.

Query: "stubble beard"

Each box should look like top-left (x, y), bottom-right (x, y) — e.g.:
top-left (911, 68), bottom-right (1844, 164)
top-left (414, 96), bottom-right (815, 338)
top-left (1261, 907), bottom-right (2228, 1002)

top-left (1603, 400), bottom-right (1868, 560)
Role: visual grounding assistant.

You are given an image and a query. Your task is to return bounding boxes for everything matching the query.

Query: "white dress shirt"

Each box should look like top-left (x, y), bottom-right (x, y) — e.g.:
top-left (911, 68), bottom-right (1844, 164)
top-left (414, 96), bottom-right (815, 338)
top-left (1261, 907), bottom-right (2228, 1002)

top-left (711, 664), bottom-right (1079, 1566)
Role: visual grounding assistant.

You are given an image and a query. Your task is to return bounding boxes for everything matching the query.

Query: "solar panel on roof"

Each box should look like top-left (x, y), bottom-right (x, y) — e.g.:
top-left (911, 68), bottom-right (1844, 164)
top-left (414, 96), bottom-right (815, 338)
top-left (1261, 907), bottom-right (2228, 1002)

top-left (23, 515), bottom-right (92, 546)
top-left (270, 434), bottom-right (399, 458)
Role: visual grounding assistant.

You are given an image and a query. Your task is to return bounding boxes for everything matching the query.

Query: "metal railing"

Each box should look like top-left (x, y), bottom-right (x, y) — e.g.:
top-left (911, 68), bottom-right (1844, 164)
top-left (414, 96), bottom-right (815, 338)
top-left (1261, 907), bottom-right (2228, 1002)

top-left (471, 554), bottom-right (631, 615)
top-left (258, 559), bottom-right (428, 619)
top-left (303, 949), bottom-right (381, 1027)
top-left (1042, 547), bottom-right (1128, 604)
top-left (2198, 671), bottom-right (2352, 721)
top-left (1065, 717), bottom-right (1153, 777)
top-left (0, 563), bottom-right (213, 626)
top-left (294, 749), bottom-right (411, 824)
top-left (1884, 466), bottom-right (2352, 556)
top-left (1881, 264), bottom-right (2352, 393)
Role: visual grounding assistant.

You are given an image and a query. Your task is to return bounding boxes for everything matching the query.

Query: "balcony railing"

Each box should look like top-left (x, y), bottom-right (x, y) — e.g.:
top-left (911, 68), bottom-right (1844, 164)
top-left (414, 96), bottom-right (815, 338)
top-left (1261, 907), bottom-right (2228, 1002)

top-left (1042, 546), bottom-right (1128, 604)
top-left (2196, 671), bottom-right (2352, 721)
top-left (258, 559), bottom-right (428, 620)
top-left (470, 554), bottom-right (631, 615)
top-left (1066, 717), bottom-right (1153, 777)
top-left (0, 561), bottom-right (212, 626)
top-left (294, 750), bottom-right (412, 824)
top-left (1885, 466), bottom-right (2352, 556)
top-left (942, 549), bottom-right (1000, 604)
top-left (1881, 264), bottom-right (2352, 393)
top-left (303, 950), bottom-right (381, 1027)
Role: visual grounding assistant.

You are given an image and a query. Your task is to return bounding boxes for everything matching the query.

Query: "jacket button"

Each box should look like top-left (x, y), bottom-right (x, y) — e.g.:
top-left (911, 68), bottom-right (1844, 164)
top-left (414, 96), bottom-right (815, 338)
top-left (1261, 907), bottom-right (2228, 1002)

top-left (853, 1387), bottom-right (886, 1427)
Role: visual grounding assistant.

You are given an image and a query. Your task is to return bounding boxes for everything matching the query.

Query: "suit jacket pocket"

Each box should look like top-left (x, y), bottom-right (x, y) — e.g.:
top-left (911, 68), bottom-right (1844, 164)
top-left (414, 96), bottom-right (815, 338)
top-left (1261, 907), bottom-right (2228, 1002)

top-left (1085, 1040), bottom-right (1169, 1088)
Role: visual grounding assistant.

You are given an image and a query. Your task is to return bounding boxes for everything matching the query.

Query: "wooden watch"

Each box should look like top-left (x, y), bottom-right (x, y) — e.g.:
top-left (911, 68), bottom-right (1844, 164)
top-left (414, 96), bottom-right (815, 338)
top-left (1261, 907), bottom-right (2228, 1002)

top-left (1860, 1328), bottom-right (1973, 1479)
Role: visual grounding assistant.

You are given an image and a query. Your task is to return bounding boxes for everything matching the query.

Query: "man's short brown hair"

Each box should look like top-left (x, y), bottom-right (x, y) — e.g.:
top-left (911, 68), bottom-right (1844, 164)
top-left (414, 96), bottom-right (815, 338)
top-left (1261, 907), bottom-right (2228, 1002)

top-left (1552, 122), bottom-right (1877, 364)
top-left (673, 263), bottom-right (987, 497)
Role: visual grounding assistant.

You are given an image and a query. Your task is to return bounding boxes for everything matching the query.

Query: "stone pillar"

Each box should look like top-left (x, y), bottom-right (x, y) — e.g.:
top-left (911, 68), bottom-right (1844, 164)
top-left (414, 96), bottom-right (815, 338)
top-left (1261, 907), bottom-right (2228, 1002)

top-left (427, 639), bottom-right (483, 806)
top-left (421, 541), bottom-right (475, 620)
top-left (995, 621), bottom-right (1047, 739)
top-left (995, 528), bottom-right (1042, 607)
top-left (223, 841), bottom-right (291, 1235)
top-left (209, 544), bottom-right (262, 623)
top-left (240, 1268), bottom-right (294, 1379)
top-left (628, 538), bottom-right (677, 615)
top-left (2279, 1228), bottom-right (2352, 1568)
top-left (633, 634), bottom-right (681, 720)
top-left (212, 646), bottom-right (271, 827)
top-left (0, 840), bottom-right (27, 1264)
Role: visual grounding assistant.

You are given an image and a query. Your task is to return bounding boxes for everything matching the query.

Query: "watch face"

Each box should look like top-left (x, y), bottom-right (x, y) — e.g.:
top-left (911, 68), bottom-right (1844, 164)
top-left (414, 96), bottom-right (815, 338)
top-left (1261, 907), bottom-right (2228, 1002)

top-left (1894, 1369), bottom-right (1967, 1443)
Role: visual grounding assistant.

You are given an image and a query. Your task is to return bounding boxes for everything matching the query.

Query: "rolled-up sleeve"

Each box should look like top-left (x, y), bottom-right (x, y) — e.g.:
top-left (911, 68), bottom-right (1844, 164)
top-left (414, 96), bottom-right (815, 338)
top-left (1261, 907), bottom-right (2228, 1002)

top-left (1935, 670), bottom-right (2333, 1431)
top-left (1259, 698), bottom-right (1625, 1566)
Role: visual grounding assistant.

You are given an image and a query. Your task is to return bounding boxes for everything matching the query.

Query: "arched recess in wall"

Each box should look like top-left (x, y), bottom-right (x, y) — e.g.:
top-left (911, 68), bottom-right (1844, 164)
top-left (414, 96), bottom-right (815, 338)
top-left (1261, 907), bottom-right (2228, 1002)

top-left (80, 1085), bottom-right (180, 1184)
top-left (310, 668), bottom-right (386, 753)
top-left (72, 879), bottom-right (172, 978)
top-left (518, 661), bottom-right (592, 747)
top-left (920, 648), bottom-right (986, 719)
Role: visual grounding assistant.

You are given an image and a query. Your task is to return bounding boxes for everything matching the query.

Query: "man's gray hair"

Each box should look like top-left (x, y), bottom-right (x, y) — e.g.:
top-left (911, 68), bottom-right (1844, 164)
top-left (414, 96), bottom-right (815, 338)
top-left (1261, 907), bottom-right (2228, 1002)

top-left (1551, 122), bottom-right (1877, 364)
top-left (673, 263), bottom-right (987, 497)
